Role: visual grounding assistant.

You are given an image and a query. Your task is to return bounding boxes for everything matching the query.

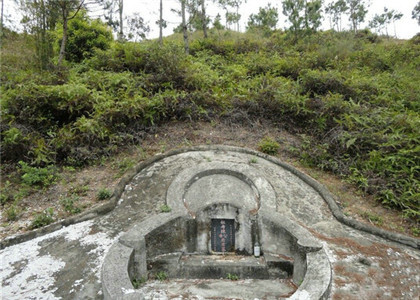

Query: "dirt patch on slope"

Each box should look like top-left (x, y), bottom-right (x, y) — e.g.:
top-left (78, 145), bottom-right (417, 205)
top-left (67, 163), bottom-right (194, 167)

top-left (0, 120), bottom-right (417, 239)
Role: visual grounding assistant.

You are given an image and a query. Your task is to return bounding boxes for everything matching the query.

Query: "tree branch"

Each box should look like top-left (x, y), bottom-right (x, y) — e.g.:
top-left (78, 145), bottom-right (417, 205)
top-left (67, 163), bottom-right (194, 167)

top-left (68, 0), bottom-right (85, 20)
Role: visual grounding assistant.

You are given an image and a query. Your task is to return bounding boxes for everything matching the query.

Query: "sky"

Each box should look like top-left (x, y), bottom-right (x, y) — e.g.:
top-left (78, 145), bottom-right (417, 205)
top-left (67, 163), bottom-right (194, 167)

top-left (123, 0), bottom-right (420, 39)
top-left (2, 0), bottom-right (419, 39)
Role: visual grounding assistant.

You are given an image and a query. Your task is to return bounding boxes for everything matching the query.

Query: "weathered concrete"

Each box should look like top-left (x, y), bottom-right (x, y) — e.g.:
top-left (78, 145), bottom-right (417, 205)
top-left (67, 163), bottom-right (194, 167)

top-left (289, 249), bottom-right (332, 300)
top-left (102, 243), bottom-right (134, 300)
top-left (101, 200), bottom-right (331, 299)
top-left (133, 278), bottom-right (297, 299)
top-left (1, 146), bottom-right (419, 300)
top-left (166, 162), bottom-right (277, 214)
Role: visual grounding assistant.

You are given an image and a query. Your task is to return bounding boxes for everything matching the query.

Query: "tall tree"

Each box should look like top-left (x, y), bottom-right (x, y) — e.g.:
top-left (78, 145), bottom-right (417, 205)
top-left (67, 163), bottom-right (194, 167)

top-left (389, 9), bottom-right (403, 37)
top-left (282, 0), bottom-right (322, 38)
top-left (304, 0), bottom-right (322, 32)
top-left (19, 0), bottom-right (102, 67)
top-left (172, 0), bottom-right (191, 52)
top-left (369, 12), bottom-right (385, 35)
top-left (384, 7), bottom-right (402, 37)
top-left (346, 0), bottom-right (368, 33)
top-left (217, 0), bottom-right (245, 31)
top-left (325, 0), bottom-right (347, 31)
top-left (155, 0), bottom-right (167, 45)
top-left (369, 7), bottom-right (402, 37)
top-left (1, 0), bottom-right (4, 40)
top-left (19, 0), bottom-right (61, 69)
top-left (412, 2), bottom-right (420, 26)
top-left (159, 0), bottom-right (163, 44)
top-left (181, 0), bottom-right (189, 54)
top-left (57, 9), bottom-right (112, 62)
top-left (187, 0), bottom-right (210, 36)
top-left (247, 4), bottom-right (278, 33)
top-left (57, 0), bottom-right (85, 66)
top-left (282, 0), bottom-right (305, 38)
top-left (212, 13), bottom-right (224, 31)
top-left (201, 0), bottom-right (208, 38)
top-left (126, 12), bottom-right (149, 41)
top-left (117, 0), bottom-right (123, 40)
top-left (99, 0), bottom-right (124, 40)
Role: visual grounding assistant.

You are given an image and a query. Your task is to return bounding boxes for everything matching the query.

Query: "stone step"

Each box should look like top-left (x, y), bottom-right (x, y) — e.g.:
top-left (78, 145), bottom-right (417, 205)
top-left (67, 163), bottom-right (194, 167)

top-left (178, 254), bottom-right (269, 279)
top-left (148, 253), bottom-right (294, 280)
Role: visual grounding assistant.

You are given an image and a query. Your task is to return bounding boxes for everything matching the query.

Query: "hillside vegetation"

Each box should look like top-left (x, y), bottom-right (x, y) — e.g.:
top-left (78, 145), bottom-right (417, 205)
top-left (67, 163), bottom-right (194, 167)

top-left (1, 26), bottom-right (419, 224)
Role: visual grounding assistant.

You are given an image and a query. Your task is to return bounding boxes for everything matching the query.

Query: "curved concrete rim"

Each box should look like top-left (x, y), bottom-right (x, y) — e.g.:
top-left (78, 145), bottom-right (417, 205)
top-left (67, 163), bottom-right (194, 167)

top-left (166, 161), bottom-right (277, 215)
top-left (102, 208), bottom-right (331, 300)
top-left (1, 145), bottom-right (419, 250)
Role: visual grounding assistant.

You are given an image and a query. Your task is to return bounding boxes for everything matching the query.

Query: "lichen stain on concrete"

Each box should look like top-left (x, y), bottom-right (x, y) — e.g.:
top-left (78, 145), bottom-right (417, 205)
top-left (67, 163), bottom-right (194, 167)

top-left (1, 220), bottom-right (120, 299)
top-left (1, 147), bottom-right (419, 299)
top-left (1, 232), bottom-right (66, 299)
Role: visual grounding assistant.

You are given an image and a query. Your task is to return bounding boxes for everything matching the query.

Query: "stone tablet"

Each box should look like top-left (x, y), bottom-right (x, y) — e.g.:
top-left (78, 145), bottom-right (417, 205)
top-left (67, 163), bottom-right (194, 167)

top-left (211, 219), bottom-right (235, 253)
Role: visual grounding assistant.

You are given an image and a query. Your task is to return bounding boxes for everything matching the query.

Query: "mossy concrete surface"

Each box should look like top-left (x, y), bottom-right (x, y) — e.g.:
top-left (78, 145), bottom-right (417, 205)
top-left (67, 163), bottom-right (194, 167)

top-left (1, 146), bottom-right (419, 299)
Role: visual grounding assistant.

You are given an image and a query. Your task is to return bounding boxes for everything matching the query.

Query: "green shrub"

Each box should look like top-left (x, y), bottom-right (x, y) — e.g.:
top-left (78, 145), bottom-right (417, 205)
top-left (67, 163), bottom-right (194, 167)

top-left (88, 42), bottom-right (187, 89)
top-left (361, 211), bottom-right (383, 226)
top-left (299, 69), bottom-right (353, 99)
top-left (2, 29), bottom-right (419, 222)
top-left (249, 157), bottom-right (258, 164)
top-left (131, 277), bottom-right (146, 289)
top-left (258, 137), bottom-right (280, 155)
top-left (0, 192), bottom-right (9, 205)
top-left (239, 52), bottom-right (278, 76)
top-left (183, 60), bottom-right (219, 90)
top-left (272, 55), bottom-right (302, 79)
top-left (69, 184), bottom-right (89, 196)
top-left (227, 273), bottom-right (239, 280)
top-left (6, 205), bottom-right (18, 221)
top-left (19, 161), bottom-right (57, 188)
top-left (30, 208), bottom-right (54, 229)
top-left (61, 196), bottom-right (81, 214)
top-left (97, 188), bottom-right (112, 200)
top-left (160, 204), bottom-right (171, 213)
top-left (112, 158), bottom-right (136, 178)
top-left (155, 271), bottom-right (168, 281)
top-left (0, 126), bottom-right (30, 163)
top-left (0, 181), bottom-right (13, 205)
top-left (3, 127), bottom-right (25, 145)
top-left (55, 10), bottom-right (113, 63)
top-left (13, 187), bottom-right (31, 201)
top-left (3, 83), bottom-right (94, 131)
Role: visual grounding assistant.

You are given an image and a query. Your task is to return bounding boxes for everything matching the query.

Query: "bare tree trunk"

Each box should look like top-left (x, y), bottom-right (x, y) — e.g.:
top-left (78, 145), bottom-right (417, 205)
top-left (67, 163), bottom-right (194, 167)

top-left (201, 0), bottom-right (207, 38)
top-left (236, 5), bottom-right (239, 32)
top-left (393, 20), bottom-right (397, 38)
top-left (159, 0), bottom-right (163, 45)
top-left (58, 5), bottom-right (68, 66)
top-left (118, 0), bottom-right (123, 40)
top-left (181, 0), bottom-right (189, 54)
top-left (40, 0), bottom-right (47, 69)
top-left (0, 0), bottom-right (4, 40)
top-left (57, 0), bottom-right (84, 66)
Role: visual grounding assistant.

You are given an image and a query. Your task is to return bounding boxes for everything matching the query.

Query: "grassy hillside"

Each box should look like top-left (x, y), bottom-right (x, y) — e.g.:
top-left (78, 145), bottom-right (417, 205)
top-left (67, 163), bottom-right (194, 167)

top-left (1, 28), bottom-right (419, 227)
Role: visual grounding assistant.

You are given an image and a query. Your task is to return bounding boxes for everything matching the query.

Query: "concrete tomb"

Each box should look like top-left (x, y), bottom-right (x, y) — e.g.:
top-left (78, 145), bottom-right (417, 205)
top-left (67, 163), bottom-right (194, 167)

top-left (102, 151), bottom-right (332, 299)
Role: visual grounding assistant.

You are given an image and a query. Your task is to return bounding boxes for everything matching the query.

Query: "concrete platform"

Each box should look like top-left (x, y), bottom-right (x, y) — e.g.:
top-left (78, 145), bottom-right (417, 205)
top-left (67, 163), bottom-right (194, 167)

top-left (162, 254), bottom-right (276, 280)
top-left (135, 278), bottom-right (297, 299)
top-left (1, 146), bottom-right (419, 300)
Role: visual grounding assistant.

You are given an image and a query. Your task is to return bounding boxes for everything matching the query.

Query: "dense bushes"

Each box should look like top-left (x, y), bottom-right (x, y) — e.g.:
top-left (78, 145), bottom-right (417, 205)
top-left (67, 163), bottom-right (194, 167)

top-left (1, 30), bottom-right (419, 218)
top-left (55, 10), bottom-right (113, 63)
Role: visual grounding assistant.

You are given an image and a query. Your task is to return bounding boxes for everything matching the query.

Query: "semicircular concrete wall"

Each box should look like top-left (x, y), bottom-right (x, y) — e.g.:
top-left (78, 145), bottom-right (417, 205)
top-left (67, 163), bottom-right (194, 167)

top-left (102, 208), bottom-right (331, 299)
top-left (166, 162), bottom-right (277, 215)
top-left (102, 149), bottom-right (332, 299)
